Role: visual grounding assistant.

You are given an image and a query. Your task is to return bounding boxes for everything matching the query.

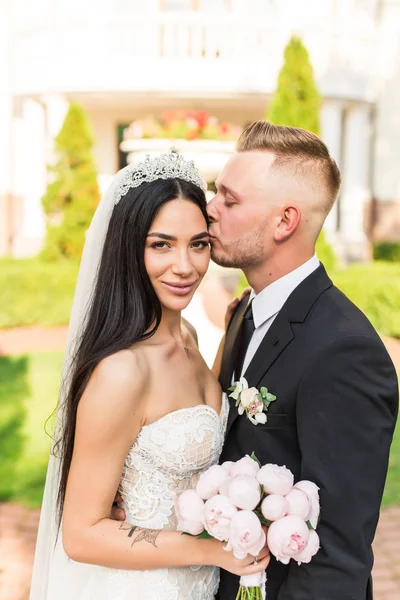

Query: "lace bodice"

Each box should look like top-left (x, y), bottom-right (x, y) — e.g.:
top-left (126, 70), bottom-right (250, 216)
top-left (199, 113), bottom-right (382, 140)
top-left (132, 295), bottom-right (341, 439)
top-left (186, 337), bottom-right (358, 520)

top-left (119, 398), bottom-right (228, 530)
top-left (77, 394), bottom-right (229, 600)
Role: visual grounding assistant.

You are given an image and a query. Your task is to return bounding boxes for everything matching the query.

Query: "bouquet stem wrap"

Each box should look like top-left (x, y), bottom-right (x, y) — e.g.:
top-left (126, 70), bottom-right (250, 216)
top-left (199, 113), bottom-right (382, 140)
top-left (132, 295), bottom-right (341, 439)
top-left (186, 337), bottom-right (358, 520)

top-left (237, 571), bottom-right (266, 599)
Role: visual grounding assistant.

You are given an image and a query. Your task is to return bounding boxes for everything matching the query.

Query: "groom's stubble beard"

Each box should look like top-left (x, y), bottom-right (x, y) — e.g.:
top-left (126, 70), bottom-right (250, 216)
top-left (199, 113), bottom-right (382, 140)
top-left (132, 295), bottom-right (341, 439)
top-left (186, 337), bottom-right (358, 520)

top-left (210, 221), bottom-right (266, 269)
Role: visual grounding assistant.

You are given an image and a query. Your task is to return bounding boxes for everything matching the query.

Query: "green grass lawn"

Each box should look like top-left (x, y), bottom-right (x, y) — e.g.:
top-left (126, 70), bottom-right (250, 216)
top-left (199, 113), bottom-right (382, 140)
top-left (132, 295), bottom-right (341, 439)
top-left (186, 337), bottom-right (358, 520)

top-left (0, 351), bottom-right (398, 509)
top-left (0, 351), bottom-right (63, 506)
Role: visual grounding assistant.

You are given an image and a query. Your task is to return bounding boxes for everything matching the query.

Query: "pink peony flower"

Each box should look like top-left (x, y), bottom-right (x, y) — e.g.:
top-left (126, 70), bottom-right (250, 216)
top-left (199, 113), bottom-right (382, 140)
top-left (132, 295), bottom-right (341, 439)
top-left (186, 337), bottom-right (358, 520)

top-left (230, 455), bottom-right (260, 478)
top-left (226, 510), bottom-right (266, 559)
top-left (204, 494), bottom-right (238, 541)
top-left (175, 489), bottom-right (205, 535)
top-left (221, 461), bottom-right (234, 475)
top-left (294, 481), bottom-right (320, 529)
top-left (219, 479), bottom-right (231, 496)
top-left (267, 515), bottom-right (310, 565)
top-left (294, 530), bottom-right (320, 565)
top-left (257, 464), bottom-right (294, 496)
top-left (261, 494), bottom-right (289, 521)
top-left (228, 476), bottom-right (261, 511)
top-left (196, 465), bottom-right (228, 500)
top-left (285, 488), bottom-right (311, 520)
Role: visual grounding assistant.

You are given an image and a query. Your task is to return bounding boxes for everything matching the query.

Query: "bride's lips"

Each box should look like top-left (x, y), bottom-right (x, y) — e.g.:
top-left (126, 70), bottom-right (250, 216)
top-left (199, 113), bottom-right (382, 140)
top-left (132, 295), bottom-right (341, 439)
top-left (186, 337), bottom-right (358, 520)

top-left (162, 281), bottom-right (197, 296)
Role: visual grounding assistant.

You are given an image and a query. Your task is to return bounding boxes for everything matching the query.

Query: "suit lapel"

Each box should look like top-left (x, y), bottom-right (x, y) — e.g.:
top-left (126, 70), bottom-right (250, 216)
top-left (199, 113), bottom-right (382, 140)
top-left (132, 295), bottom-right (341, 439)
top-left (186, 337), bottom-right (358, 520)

top-left (225, 307), bottom-right (294, 436)
top-left (224, 265), bottom-right (333, 437)
top-left (243, 307), bottom-right (294, 388)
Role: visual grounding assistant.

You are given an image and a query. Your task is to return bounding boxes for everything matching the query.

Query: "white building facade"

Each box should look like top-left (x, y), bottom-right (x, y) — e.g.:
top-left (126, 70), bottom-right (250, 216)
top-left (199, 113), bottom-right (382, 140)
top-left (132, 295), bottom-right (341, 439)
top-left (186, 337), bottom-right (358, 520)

top-left (1, 0), bottom-right (400, 260)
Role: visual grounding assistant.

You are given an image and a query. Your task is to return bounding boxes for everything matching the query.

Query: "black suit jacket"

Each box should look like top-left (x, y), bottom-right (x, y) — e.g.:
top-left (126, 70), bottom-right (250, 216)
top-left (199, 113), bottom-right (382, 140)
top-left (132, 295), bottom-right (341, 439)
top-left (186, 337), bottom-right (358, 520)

top-left (217, 264), bottom-right (398, 600)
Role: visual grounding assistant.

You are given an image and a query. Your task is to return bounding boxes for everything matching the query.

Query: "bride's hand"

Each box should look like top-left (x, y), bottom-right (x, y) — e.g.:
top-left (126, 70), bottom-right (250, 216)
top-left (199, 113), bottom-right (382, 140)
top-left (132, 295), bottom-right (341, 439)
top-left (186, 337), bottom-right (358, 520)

top-left (225, 288), bottom-right (252, 330)
top-left (207, 538), bottom-right (270, 577)
top-left (110, 491), bottom-right (126, 522)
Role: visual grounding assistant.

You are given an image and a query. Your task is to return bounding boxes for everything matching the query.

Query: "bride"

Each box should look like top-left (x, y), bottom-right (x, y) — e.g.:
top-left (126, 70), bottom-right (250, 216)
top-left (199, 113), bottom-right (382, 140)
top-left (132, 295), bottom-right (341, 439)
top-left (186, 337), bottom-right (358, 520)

top-left (29, 149), bottom-right (269, 600)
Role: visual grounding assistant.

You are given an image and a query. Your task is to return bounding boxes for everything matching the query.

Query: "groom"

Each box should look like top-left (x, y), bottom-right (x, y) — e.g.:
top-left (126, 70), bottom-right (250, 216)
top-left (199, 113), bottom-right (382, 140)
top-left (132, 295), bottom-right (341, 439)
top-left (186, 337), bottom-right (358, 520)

top-left (208, 121), bottom-right (398, 600)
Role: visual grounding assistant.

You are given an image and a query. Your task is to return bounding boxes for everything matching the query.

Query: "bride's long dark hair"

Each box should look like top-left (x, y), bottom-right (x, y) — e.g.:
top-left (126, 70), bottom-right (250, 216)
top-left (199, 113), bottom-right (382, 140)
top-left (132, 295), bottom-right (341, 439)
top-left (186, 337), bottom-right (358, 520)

top-left (54, 177), bottom-right (208, 526)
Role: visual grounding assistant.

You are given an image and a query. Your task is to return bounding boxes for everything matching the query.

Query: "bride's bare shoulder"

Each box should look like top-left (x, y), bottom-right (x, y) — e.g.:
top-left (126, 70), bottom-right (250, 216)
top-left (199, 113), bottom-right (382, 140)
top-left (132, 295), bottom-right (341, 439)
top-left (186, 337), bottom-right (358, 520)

top-left (91, 348), bottom-right (149, 393)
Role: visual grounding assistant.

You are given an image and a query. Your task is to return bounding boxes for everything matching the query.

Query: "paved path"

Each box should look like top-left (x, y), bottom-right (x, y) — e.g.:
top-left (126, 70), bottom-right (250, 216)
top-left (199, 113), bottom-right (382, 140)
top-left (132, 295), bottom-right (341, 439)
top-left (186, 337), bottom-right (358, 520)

top-left (0, 503), bottom-right (399, 600)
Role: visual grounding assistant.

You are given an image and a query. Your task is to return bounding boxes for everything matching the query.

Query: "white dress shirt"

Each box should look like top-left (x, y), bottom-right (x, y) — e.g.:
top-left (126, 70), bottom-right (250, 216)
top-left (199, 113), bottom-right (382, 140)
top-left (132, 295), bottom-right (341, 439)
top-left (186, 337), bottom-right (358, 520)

top-left (240, 255), bottom-right (320, 376)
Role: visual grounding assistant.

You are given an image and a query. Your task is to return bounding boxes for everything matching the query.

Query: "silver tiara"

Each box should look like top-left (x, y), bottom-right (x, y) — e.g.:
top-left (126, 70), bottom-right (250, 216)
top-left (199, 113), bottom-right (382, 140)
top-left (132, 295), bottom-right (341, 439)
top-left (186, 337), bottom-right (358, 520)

top-left (114, 147), bottom-right (206, 204)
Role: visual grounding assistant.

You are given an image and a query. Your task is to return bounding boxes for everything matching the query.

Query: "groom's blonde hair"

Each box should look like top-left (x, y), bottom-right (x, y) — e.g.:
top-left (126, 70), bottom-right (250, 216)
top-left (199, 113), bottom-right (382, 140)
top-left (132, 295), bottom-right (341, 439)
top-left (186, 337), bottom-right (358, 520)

top-left (237, 121), bottom-right (341, 216)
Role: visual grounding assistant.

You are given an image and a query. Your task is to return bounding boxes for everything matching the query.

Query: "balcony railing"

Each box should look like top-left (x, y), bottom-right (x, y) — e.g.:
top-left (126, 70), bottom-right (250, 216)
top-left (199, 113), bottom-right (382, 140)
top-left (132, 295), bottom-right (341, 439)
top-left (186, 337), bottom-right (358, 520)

top-left (10, 11), bottom-right (378, 99)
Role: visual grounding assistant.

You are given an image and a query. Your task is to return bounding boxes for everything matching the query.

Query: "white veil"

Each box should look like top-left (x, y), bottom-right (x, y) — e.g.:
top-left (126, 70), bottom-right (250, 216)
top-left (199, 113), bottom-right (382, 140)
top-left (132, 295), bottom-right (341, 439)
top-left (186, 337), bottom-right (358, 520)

top-left (29, 169), bottom-right (127, 600)
top-left (29, 151), bottom-right (207, 599)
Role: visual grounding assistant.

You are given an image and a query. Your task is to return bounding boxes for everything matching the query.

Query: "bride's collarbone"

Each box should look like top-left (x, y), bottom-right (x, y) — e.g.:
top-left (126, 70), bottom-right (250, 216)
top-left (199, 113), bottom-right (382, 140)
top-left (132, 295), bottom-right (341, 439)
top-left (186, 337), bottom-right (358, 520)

top-left (132, 340), bottom-right (221, 424)
top-left (140, 365), bottom-right (221, 426)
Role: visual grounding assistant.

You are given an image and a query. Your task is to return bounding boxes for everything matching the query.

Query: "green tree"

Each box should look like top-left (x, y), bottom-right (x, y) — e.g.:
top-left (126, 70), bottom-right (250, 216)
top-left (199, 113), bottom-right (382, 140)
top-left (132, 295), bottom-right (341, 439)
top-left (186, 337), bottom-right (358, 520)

top-left (268, 36), bottom-right (336, 271)
top-left (267, 36), bottom-right (321, 134)
top-left (41, 103), bottom-right (100, 261)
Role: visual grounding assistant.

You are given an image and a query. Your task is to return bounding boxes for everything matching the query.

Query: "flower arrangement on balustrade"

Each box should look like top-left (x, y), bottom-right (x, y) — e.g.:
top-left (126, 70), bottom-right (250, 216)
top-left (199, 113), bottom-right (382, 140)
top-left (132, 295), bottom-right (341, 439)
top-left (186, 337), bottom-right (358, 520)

top-left (123, 110), bottom-right (241, 142)
top-left (176, 454), bottom-right (320, 600)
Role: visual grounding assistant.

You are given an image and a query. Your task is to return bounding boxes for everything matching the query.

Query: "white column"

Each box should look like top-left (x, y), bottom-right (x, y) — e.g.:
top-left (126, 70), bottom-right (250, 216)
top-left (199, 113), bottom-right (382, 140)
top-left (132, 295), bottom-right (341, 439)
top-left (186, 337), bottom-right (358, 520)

top-left (339, 105), bottom-right (371, 261)
top-left (0, 0), bottom-right (12, 256)
top-left (320, 101), bottom-right (343, 239)
top-left (12, 98), bottom-right (47, 257)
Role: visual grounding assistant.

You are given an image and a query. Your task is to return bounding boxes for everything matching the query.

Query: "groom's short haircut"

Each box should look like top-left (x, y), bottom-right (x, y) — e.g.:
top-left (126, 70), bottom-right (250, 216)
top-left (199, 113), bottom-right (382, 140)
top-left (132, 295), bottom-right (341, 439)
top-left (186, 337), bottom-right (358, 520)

top-left (237, 121), bottom-right (341, 214)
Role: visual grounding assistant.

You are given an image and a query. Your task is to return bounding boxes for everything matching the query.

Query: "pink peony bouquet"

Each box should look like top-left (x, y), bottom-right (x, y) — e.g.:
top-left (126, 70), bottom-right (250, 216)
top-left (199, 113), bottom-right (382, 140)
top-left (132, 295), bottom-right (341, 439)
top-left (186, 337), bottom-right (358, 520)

top-left (176, 454), bottom-right (320, 600)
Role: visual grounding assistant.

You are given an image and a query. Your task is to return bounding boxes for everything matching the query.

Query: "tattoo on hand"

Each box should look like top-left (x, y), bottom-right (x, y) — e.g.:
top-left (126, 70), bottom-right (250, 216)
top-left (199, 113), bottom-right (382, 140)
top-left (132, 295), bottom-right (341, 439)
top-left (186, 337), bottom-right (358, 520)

top-left (119, 523), bottom-right (160, 547)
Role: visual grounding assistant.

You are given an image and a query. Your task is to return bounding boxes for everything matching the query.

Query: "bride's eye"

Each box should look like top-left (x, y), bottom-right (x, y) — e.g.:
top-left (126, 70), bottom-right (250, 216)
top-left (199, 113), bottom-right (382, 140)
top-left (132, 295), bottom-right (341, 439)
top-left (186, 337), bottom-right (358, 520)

top-left (191, 241), bottom-right (210, 250)
top-left (150, 242), bottom-right (170, 249)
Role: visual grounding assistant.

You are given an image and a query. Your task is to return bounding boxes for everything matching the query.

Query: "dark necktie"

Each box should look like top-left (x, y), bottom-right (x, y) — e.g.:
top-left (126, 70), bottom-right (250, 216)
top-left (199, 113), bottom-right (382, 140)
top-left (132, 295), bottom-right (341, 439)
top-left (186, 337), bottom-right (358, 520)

top-left (234, 300), bottom-right (255, 381)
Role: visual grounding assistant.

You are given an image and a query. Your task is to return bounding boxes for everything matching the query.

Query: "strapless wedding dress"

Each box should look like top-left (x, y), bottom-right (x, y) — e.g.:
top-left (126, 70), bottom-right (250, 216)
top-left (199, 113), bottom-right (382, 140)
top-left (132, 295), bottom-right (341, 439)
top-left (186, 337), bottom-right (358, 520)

top-left (44, 394), bottom-right (229, 600)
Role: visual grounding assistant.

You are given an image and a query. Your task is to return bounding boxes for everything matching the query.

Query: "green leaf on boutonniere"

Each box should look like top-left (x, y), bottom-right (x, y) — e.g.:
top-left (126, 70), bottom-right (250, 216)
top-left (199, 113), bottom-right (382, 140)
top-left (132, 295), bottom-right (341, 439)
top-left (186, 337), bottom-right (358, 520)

top-left (306, 520), bottom-right (315, 531)
top-left (250, 451), bottom-right (261, 467)
top-left (235, 397), bottom-right (241, 407)
top-left (266, 393), bottom-right (276, 402)
top-left (260, 387), bottom-right (268, 398)
top-left (228, 385), bottom-right (236, 392)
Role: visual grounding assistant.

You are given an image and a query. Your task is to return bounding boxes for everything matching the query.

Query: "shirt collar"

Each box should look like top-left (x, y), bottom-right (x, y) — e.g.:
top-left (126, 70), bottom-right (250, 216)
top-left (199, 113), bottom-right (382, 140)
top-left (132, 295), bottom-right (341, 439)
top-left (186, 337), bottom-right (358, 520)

top-left (251, 255), bottom-right (320, 329)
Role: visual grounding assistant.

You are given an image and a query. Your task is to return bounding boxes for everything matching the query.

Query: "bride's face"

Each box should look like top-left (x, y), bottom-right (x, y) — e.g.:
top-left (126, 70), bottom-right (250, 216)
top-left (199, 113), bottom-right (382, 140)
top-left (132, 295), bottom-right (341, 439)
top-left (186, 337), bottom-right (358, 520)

top-left (144, 198), bottom-right (210, 312)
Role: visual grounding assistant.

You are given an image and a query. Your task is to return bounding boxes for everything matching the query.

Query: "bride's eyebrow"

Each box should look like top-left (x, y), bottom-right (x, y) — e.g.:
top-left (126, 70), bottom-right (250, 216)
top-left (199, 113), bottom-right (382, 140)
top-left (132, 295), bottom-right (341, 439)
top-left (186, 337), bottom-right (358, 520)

top-left (147, 232), bottom-right (209, 241)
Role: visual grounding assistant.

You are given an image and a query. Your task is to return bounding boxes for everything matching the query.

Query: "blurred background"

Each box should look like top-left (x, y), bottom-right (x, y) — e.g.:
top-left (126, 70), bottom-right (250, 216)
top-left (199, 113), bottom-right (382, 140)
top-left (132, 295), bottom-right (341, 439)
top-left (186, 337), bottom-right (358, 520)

top-left (0, 1), bottom-right (400, 599)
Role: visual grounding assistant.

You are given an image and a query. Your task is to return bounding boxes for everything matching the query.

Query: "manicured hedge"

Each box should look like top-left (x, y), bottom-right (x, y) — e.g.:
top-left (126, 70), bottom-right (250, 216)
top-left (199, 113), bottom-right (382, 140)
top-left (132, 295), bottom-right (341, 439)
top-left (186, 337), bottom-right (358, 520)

top-left (373, 242), bottom-right (400, 263)
top-left (333, 262), bottom-right (400, 339)
top-left (1, 258), bottom-right (399, 340)
top-left (0, 258), bottom-right (78, 329)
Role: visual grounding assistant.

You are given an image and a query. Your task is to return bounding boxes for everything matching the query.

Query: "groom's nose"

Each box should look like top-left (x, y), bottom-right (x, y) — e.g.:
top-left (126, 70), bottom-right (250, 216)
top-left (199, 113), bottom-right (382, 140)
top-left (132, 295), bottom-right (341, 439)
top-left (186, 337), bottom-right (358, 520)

top-left (206, 195), bottom-right (218, 222)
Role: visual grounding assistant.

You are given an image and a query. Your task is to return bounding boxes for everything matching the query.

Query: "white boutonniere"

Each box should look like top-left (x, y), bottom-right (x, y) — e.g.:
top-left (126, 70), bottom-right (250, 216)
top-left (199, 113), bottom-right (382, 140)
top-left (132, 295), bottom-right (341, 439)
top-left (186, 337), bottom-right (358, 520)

top-left (228, 377), bottom-right (277, 425)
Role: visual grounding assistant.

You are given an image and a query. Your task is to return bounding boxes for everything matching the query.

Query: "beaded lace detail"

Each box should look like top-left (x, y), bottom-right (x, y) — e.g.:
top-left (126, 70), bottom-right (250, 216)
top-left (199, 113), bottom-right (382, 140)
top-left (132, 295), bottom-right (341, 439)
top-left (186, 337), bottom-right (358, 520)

top-left (83, 395), bottom-right (229, 600)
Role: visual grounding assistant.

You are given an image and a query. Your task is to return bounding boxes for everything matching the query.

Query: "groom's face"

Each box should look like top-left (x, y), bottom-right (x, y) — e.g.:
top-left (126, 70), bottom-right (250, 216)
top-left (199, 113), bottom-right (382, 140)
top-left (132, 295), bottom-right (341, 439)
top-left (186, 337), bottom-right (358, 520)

top-left (207, 151), bottom-right (280, 268)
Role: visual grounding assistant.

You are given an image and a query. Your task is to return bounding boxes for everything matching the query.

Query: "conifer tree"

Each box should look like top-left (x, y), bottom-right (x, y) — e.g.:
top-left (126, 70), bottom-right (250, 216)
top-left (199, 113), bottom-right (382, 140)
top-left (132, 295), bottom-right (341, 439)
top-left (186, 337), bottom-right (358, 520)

top-left (42, 103), bottom-right (100, 261)
top-left (267, 36), bottom-right (321, 134)
top-left (268, 36), bottom-right (336, 269)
